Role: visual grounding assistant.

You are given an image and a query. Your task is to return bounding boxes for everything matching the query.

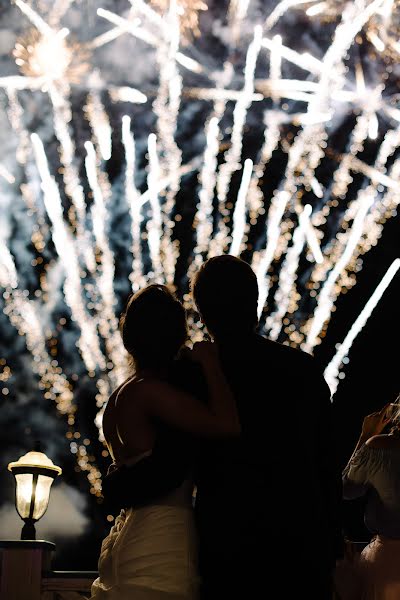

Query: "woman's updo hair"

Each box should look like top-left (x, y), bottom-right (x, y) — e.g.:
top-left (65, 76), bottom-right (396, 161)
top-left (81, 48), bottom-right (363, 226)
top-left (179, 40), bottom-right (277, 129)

top-left (120, 284), bottom-right (187, 369)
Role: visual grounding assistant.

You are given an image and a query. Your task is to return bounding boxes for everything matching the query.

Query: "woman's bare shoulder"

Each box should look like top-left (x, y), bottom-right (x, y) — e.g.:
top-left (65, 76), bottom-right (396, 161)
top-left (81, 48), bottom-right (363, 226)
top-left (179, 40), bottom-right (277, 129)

top-left (366, 435), bottom-right (400, 449)
top-left (116, 377), bottom-right (172, 404)
top-left (110, 376), bottom-right (135, 399)
top-left (116, 377), bottom-right (144, 400)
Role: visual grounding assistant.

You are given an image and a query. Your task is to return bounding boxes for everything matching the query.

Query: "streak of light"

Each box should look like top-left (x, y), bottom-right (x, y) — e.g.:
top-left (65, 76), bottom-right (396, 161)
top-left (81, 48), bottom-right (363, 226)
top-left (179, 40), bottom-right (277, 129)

top-left (324, 259), bottom-right (400, 395)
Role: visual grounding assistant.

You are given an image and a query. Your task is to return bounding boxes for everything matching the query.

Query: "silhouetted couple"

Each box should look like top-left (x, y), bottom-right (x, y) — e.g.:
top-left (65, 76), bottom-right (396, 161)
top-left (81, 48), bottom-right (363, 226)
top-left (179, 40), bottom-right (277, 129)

top-left (91, 255), bottom-right (341, 600)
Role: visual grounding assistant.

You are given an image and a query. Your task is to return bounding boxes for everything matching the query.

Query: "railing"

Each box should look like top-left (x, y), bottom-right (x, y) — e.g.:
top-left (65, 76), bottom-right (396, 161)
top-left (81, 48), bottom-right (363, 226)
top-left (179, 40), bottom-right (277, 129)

top-left (1, 537), bottom-right (371, 599)
top-left (0, 540), bottom-right (97, 600)
top-left (42, 571), bottom-right (97, 599)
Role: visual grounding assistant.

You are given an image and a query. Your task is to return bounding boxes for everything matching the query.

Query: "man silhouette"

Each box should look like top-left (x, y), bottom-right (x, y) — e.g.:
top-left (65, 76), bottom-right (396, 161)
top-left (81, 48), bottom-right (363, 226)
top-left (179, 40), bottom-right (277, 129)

top-left (191, 255), bottom-right (342, 599)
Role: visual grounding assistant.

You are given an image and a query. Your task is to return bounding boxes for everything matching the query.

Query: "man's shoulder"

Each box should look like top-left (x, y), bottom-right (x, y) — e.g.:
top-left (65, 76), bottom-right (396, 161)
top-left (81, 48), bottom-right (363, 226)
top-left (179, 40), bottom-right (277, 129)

top-left (254, 334), bottom-right (316, 365)
top-left (253, 336), bottom-right (328, 391)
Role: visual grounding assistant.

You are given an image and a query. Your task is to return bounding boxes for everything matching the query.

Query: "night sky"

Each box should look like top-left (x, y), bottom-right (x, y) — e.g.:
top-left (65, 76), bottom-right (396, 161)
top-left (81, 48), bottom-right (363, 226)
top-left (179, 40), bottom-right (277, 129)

top-left (0, 0), bottom-right (399, 570)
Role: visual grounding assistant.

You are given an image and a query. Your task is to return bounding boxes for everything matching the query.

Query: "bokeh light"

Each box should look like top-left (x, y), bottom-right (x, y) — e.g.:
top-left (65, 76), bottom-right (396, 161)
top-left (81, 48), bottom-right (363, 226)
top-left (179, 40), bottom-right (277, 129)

top-left (0, 0), bottom-right (399, 501)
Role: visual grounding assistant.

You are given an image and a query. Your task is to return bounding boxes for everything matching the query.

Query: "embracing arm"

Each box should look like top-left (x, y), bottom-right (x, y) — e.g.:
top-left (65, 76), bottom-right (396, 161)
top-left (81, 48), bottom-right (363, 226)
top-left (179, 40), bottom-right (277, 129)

top-left (140, 378), bottom-right (240, 437)
top-left (118, 343), bottom-right (240, 438)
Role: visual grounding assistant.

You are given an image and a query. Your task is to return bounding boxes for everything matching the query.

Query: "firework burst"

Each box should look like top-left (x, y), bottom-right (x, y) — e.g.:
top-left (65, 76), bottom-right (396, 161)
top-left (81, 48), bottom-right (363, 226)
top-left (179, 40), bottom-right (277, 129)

top-left (13, 28), bottom-right (90, 87)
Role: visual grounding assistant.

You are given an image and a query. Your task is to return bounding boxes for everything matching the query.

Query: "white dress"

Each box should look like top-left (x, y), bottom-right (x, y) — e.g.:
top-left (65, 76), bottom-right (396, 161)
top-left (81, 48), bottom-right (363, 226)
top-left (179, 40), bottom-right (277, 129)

top-left (90, 477), bottom-right (199, 600)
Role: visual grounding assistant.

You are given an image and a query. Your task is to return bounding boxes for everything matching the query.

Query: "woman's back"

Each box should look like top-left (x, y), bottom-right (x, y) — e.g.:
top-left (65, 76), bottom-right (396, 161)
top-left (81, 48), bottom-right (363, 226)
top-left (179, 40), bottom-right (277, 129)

top-left (102, 378), bottom-right (156, 467)
top-left (102, 376), bottom-right (195, 511)
top-left (92, 379), bottom-right (198, 600)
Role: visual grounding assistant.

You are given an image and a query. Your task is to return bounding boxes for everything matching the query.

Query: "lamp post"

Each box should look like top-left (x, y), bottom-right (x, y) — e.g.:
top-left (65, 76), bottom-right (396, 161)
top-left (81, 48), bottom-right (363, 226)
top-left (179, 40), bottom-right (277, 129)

top-left (8, 444), bottom-right (62, 540)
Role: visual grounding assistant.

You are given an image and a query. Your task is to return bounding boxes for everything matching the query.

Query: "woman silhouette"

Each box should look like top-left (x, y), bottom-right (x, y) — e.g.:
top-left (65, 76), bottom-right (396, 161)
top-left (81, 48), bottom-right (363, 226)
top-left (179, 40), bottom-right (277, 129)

top-left (340, 395), bottom-right (400, 599)
top-left (90, 284), bottom-right (240, 600)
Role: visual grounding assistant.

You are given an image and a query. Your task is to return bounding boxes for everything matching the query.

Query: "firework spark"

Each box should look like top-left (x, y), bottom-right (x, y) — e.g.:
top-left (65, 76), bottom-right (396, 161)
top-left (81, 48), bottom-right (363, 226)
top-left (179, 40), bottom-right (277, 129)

top-left (14, 28), bottom-right (89, 86)
top-left (150, 0), bottom-right (208, 39)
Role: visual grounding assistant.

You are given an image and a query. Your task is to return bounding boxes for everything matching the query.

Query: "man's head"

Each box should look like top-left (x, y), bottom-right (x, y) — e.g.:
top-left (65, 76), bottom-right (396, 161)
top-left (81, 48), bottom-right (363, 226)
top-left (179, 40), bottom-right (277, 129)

top-left (191, 255), bottom-right (259, 339)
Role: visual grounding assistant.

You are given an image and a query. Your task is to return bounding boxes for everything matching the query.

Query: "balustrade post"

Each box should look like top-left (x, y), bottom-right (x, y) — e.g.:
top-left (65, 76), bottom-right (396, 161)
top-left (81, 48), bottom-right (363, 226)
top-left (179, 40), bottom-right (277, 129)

top-left (0, 540), bottom-right (55, 600)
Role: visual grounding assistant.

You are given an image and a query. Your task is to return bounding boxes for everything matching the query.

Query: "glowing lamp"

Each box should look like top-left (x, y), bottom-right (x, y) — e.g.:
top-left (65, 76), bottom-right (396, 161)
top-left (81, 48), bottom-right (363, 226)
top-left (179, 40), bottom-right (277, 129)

top-left (8, 446), bottom-right (62, 540)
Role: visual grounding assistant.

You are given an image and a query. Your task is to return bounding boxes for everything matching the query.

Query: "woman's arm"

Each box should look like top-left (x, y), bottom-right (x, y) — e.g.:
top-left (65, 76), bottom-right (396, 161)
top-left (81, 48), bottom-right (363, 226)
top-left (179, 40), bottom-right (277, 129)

top-left (342, 404), bottom-right (392, 499)
top-left (347, 404), bottom-right (392, 463)
top-left (188, 341), bottom-right (240, 429)
top-left (118, 343), bottom-right (240, 438)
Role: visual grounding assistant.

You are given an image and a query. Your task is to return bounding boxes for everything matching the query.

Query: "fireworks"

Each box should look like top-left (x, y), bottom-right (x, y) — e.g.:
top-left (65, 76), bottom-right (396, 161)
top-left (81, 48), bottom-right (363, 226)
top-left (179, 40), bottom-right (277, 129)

top-left (13, 28), bottom-right (89, 87)
top-left (1, 0), bottom-right (399, 499)
top-left (367, 0), bottom-right (400, 60)
top-left (150, 0), bottom-right (208, 39)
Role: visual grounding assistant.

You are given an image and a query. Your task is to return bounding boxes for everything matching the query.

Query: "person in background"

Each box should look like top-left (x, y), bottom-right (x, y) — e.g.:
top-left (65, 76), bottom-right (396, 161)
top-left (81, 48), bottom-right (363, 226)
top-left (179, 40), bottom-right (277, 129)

top-left (340, 395), bottom-right (400, 600)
